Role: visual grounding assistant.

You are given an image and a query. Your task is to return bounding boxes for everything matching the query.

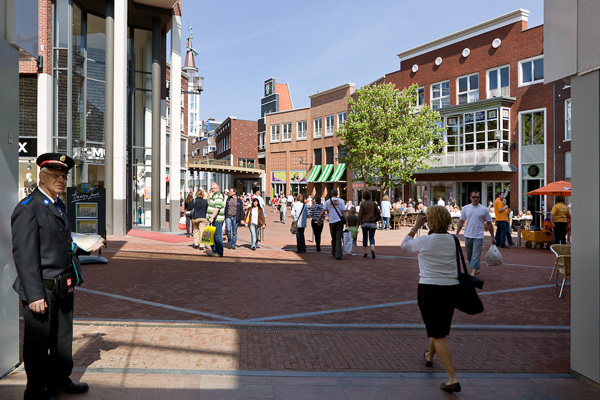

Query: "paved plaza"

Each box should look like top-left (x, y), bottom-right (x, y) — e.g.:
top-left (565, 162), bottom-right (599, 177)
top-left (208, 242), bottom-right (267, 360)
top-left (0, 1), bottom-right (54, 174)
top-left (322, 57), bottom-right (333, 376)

top-left (2, 209), bottom-right (599, 399)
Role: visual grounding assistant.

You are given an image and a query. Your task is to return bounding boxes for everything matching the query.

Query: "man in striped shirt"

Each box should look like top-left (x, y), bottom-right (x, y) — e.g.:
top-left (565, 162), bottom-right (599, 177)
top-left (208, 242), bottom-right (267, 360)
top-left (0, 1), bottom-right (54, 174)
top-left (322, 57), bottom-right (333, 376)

top-left (208, 182), bottom-right (226, 257)
top-left (309, 195), bottom-right (324, 252)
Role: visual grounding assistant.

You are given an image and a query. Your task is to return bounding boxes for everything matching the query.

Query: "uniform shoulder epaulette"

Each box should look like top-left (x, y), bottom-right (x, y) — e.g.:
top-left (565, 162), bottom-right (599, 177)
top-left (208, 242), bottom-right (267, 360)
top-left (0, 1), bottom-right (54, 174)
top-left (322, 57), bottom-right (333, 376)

top-left (19, 197), bottom-right (32, 205)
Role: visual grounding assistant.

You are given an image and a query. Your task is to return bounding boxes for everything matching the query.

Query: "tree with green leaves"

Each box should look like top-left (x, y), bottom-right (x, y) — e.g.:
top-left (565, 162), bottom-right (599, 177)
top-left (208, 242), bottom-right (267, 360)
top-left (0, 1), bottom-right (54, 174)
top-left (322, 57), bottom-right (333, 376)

top-left (337, 83), bottom-right (444, 192)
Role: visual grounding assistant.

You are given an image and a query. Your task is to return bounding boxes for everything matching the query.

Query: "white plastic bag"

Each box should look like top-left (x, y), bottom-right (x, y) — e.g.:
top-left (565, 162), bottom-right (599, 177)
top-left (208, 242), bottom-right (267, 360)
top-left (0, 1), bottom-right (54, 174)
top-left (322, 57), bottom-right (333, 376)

top-left (343, 230), bottom-right (353, 254)
top-left (486, 244), bottom-right (503, 266)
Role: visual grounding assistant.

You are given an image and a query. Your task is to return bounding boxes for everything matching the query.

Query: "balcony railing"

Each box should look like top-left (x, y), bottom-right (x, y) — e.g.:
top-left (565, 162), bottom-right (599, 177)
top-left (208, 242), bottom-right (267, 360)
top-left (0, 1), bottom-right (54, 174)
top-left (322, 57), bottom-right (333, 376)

top-left (190, 158), bottom-right (265, 171)
top-left (429, 149), bottom-right (507, 167)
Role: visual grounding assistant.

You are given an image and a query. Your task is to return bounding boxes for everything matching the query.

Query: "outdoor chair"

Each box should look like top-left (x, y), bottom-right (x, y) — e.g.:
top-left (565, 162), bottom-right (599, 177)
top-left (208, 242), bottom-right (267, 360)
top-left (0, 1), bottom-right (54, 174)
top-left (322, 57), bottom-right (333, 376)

top-left (550, 244), bottom-right (571, 281)
top-left (556, 253), bottom-right (571, 298)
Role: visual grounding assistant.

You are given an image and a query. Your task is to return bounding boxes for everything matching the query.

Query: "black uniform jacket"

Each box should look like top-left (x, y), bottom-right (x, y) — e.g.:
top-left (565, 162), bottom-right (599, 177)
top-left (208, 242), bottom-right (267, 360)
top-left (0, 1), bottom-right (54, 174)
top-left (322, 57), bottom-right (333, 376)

top-left (12, 188), bottom-right (72, 302)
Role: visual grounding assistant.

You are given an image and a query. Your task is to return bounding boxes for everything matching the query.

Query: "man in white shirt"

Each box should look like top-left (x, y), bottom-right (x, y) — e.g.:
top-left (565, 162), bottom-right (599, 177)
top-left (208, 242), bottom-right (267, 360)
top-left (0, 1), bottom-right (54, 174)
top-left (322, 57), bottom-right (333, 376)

top-left (287, 193), bottom-right (294, 210)
top-left (437, 197), bottom-right (446, 207)
top-left (279, 194), bottom-right (287, 223)
top-left (456, 191), bottom-right (495, 276)
top-left (318, 189), bottom-right (347, 260)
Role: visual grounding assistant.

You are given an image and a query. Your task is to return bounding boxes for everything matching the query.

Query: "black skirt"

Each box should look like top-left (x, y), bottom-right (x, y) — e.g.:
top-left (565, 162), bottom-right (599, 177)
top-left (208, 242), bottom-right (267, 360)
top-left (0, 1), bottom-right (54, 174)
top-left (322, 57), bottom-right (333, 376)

top-left (417, 283), bottom-right (459, 338)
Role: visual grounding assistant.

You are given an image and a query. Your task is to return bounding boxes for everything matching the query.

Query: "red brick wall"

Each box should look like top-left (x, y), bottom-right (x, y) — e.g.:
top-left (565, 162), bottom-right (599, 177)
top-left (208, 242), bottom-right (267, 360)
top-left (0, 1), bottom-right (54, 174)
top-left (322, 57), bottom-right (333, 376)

top-left (385, 21), bottom-right (568, 208)
top-left (231, 119), bottom-right (258, 162)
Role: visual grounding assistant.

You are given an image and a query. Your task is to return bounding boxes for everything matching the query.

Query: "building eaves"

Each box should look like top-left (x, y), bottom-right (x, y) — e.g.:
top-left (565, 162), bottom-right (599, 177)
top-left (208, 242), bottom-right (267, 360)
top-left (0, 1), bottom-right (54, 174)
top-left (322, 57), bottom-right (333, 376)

top-left (265, 107), bottom-right (311, 117)
top-left (396, 9), bottom-right (530, 67)
top-left (309, 83), bottom-right (355, 99)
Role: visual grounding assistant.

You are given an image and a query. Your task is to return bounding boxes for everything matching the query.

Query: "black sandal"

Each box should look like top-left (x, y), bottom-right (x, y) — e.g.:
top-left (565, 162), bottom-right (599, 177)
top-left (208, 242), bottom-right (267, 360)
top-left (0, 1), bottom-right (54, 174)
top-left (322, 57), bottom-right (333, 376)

top-left (424, 352), bottom-right (433, 367)
top-left (440, 382), bottom-right (461, 392)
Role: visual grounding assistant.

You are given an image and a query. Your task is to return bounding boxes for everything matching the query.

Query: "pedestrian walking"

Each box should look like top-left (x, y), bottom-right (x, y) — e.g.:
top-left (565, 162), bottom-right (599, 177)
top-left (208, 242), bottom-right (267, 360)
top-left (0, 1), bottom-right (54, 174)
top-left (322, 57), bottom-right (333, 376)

top-left (318, 189), bottom-right (347, 260)
top-left (224, 188), bottom-right (244, 249)
top-left (184, 192), bottom-right (194, 236)
top-left (207, 182), bottom-right (225, 257)
top-left (310, 195), bottom-right (324, 252)
top-left (380, 195), bottom-right (392, 230)
top-left (292, 194), bottom-right (308, 253)
top-left (12, 153), bottom-right (94, 399)
top-left (357, 191), bottom-right (379, 259)
top-left (244, 198), bottom-right (265, 250)
top-left (347, 207), bottom-right (359, 255)
top-left (494, 192), bottom-right (513, 247)
top-left (279, 194), bottom-right (287, 223)
top-left (401, 206), bottom-right (462, 393)
top-left (455, 190), bottom-right (495, 276)
top-left (191, 190), bottom-right (209, 250)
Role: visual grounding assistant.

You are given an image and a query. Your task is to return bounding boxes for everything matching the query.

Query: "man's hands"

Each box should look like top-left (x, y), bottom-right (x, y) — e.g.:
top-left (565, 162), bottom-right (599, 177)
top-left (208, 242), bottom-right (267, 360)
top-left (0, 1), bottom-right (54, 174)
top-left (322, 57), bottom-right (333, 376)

top-left (29, 298), bottom-right (48, 314)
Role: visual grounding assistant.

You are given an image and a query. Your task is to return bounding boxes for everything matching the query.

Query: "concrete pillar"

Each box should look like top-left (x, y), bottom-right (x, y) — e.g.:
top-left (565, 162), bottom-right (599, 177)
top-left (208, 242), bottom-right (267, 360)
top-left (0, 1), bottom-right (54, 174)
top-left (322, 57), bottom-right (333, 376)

top-left (112, 0), bottom-right (127, 235)
top-left (151, 18), bottom-right (161, 232)
top-left (571, 71), bottom-right (600, 383)
top-left (37, 73), bottom-right (53, 155)
top-left (104, 2), bottom-right (114, 234)
top-left (169, 14), bottom-right (182, 232)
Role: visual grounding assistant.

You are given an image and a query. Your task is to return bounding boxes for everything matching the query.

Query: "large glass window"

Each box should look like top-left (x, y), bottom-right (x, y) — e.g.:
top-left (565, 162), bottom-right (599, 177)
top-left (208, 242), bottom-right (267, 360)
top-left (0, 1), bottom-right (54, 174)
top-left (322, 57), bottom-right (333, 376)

top-left (487, 65), bottom-right (510, 98)
top-left (270, 124), bottom-right (280, 142)
top-left (457, 73), bottom-right (479, 104)
top-left (337, 112), bottom-right (347, 128)
top-left (519, 56), bottom-right (544, 86)
top-left (521, 110), bottom-right (545, 146)
top-left (431, 80), bottom-right (450, 110)
top-left (314, 148), bottom-right (322, 165)
top-left (325, 147), bottom-right (334, 164)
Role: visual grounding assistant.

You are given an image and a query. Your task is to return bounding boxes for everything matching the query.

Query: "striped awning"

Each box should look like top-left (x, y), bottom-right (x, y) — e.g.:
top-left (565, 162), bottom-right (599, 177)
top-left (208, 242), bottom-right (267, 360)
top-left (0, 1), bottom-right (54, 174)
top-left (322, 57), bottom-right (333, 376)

top-left (316, 164), bottom-right (334, 182)
top-left (328, 163), bottom-right (346, 182)
top-left (306, 165), bottom-right (322, 183)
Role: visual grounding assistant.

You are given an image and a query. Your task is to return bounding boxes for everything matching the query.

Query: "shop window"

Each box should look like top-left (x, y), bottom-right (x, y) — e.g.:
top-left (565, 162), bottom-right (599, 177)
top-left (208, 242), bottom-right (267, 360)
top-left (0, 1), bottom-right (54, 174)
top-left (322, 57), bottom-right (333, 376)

top-left (521, 110), bottom-right (545, 146)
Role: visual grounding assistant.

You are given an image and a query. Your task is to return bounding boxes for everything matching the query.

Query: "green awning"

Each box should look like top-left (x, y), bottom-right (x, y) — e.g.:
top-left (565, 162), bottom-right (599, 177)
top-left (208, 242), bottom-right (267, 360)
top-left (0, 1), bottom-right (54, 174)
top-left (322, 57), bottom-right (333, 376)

top-left (306, 165), bottom-right (322, 183)
top-left (316, 164), bottom-right (333, 182)
top-left (329, 163), bottom-right (346, 182)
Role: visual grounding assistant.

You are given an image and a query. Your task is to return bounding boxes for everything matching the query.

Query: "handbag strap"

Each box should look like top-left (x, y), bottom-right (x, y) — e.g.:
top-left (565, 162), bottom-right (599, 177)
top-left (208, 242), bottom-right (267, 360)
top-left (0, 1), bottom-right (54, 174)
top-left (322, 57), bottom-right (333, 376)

top-left (452, 234), bottom-right (468, 275)
top-left (331, 200), bottom-right (343, 221)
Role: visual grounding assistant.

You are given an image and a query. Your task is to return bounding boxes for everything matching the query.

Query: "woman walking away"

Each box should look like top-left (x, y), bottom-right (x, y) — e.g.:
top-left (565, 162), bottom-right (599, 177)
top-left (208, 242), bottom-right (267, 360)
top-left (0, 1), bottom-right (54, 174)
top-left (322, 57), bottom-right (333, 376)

top-left (401, 205), bottom-right (461, 393)
top-left (192, 190), bottom-right (209, 249)
top-left (244, 198), bottom-right (265, 250)
top-left (184, 192), bottom-right (194, 237)
top-left (310, 195), bottom-right (324, 252)
top-left (292, 194), bottom-right (308, 253)
top-left (347, 207), bottom-right (359, 256)
top-left (357, 191), bottom-right (379, 258)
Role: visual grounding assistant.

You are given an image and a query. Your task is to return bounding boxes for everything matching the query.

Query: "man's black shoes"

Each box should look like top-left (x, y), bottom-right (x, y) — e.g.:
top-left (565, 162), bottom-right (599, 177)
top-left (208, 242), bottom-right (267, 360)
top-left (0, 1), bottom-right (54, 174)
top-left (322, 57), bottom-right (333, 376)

top-left (61, 381), bottom-right (89, 394)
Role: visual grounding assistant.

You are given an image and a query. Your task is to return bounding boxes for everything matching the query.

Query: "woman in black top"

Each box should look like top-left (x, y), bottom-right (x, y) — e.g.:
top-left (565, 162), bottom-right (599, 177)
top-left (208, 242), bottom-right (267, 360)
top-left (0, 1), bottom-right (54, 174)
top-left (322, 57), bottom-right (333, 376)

top-left (184, 192), bottom-right (194, 237)
top-left (191, 190), bottom-right (209, 249)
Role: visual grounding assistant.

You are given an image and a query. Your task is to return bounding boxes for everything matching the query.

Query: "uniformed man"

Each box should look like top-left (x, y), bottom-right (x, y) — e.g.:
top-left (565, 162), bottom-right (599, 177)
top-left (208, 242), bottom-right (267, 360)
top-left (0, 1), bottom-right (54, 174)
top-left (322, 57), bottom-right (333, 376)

top-left (12, 153), bottom-right (89, 400)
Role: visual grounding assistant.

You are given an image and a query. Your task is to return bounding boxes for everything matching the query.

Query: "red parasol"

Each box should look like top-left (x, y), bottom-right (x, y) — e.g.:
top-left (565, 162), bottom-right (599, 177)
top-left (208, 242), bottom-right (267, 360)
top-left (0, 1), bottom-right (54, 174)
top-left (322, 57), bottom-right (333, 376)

top-left (525, 180), bottom-right (571, 196)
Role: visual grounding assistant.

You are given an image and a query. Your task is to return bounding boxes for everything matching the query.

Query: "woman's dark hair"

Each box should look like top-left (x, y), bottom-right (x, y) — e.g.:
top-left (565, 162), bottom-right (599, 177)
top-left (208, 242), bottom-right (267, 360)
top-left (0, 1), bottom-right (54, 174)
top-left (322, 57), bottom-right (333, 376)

top-left (252, 198), bottom-right (260, 207)
top-left (362, 191), bottom-right (371, 201)
top-left (185, 192), bottom-right (194, 205)
top-left (556, 196), bottom-right (565, 203)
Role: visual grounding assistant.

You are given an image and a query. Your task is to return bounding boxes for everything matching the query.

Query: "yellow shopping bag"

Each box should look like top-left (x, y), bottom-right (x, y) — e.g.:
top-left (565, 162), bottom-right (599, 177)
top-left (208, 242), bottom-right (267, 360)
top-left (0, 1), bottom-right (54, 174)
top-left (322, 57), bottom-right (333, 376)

top-left (200, 225), bottom-right (216, 246)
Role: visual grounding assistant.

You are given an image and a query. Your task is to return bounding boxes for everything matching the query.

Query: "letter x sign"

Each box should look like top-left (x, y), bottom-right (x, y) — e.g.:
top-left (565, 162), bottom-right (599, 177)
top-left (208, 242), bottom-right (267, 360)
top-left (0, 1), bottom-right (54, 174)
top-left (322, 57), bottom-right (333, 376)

top-left (18, 141), bottom-right (28, 153)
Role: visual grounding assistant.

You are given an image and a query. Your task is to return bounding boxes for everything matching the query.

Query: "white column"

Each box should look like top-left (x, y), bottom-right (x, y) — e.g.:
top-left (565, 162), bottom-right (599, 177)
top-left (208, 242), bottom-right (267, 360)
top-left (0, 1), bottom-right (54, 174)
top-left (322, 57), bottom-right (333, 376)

top-left (112, 0), bottom-right (128, 235)
top-left (37, 73), bottom-right (53, 155)
top-left (169, 14), bottom-right (182, 232)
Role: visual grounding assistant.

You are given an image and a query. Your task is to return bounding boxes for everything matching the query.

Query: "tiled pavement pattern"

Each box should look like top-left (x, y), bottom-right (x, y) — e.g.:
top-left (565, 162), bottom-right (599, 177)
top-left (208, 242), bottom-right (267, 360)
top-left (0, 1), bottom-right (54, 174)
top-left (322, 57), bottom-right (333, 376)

top-left (2, 209), bottom-right (600, 399)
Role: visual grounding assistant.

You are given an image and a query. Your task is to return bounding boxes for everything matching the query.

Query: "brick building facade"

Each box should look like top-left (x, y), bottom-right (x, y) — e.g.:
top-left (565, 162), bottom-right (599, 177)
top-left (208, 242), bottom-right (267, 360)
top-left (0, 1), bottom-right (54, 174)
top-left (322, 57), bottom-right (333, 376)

top-left (384, 9), bottom-right (570, 227)
top-left (265, 83), bottom-right (354, 201)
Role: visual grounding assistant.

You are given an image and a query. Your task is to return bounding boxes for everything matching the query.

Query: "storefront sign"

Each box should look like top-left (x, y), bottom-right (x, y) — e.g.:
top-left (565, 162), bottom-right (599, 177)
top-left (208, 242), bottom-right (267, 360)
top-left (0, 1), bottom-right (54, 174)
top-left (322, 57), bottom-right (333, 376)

top-left (272, 171), bottom-right (286, 183)
top-left (66, 186), bottom-right (106, 237)
top-left (18, 138), bottom-right (37, 157)
top-left (290, 170), bottom-right (306, 183)
top-left (73, 146), bottom-right (105, 160)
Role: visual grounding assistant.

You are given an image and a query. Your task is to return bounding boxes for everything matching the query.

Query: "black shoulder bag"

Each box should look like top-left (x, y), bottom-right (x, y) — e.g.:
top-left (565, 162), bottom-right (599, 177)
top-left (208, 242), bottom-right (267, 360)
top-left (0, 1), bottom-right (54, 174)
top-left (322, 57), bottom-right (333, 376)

top-left (290, 204), bottom-right (305, 235)
top-left (36, 198), bottom-right (85, 297)
top-left (452, 234), bottom-right (484, 315)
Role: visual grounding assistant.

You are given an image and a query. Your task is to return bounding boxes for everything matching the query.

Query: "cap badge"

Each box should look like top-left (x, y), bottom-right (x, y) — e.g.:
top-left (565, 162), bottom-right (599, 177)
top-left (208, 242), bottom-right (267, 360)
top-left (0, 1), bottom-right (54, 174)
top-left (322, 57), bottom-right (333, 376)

top-left (60, 155), bottom-right (66, 162)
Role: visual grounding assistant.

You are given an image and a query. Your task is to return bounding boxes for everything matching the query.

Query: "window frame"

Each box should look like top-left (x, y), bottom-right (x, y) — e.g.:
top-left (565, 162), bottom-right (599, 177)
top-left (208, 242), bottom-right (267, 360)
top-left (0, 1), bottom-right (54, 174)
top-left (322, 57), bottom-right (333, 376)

top-left (456, 72), bottom-right (479, 105)
top-left (337, 112), bottom-right (347, 128)
top-left (519, 108), bottom-right (546, 147)
top-left (297, 120), bottom-right (307, 141)
top-left (270, 124), bottom-right (280, 143)
top-left (417, 86), bottom-right (425, 107)
top-left (282, 122), bottom-right (292, 142)
top-left (325, 114), bottom-right (335, 136)
top-left (518, 55), bottom-right (544, 87)
top-left (430, 80), bottom-right (450, 110)
top-left (564, 98), bottom-right (571, 141)
top-left (313, 117), bottom-right (322, 139)
top-left (486, 65), bottom-right (510, 98)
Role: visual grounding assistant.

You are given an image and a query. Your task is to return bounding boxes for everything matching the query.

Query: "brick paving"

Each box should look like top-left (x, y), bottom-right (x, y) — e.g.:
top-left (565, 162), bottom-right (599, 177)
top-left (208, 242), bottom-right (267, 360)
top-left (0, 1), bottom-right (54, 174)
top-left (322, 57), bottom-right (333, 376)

top-left (2, 209), bottom-right (599, 399)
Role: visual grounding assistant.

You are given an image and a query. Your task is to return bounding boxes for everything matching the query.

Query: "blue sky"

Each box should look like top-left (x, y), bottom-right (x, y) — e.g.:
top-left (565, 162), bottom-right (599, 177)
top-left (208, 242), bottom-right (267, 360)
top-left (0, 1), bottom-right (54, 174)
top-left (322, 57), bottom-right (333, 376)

top-left (178, 0), bottom-right (543, 123)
